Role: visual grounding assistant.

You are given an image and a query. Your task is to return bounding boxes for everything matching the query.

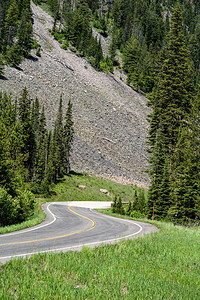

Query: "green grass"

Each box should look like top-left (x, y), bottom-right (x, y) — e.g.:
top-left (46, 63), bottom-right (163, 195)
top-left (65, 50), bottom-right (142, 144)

top-left (0, 218), bottom-right (199, 299)
top-left (0, 201), bottom-right (46, 235)
top-left (38, 2), bottom-right (53, 17)
top-left (50, 173), bottom-right (140, 202)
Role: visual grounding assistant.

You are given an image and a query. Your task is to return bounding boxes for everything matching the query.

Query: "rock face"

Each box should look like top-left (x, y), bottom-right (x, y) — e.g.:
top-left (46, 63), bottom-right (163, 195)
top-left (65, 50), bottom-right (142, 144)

top-left (0, 2), bottom-right (151, 185)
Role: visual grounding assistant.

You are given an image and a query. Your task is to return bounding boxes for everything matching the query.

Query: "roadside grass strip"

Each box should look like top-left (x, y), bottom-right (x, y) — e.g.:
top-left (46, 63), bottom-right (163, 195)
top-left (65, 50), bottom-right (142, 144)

top-left (0, 220), bottom-right (199, 299)
top-left (0, 206), bottom-right (46, 235)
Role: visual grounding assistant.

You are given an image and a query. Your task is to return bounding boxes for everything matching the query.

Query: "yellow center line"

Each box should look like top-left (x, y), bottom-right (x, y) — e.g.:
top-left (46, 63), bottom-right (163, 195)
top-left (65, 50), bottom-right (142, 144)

top-left (0, 206), bottom-right (96, 247)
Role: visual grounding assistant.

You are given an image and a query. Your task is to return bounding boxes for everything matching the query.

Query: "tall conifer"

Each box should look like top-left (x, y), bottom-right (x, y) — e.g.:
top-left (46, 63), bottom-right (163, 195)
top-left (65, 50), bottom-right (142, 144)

top-left (147, 3), bottom-right (196, 221)
top-left (53, 94), bottom-right (64, 180)
top-left (63, 99), bottom-right (74, 174)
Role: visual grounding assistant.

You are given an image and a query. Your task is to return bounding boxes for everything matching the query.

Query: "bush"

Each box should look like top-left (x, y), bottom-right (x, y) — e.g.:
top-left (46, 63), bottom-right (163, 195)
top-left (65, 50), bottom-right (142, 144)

top-left (62, 41), bottom-right (69, 50)
top-left (6, 44), bottom-right (23, 67)
top-left (36, 47), bottom-right (41, 57)
top-left (14, 190), bottom-right (35, 223)
top-left (32, 39), bottom-right (41, 49)
top-left (112, 195), bottom-right (125, 215)
top-left (130, 210), bottom-right (146, 219)
top-left (0, 188), bottom-right (19, 226)
top-left (69, 45), bottom-right (77, 53)
top-left (100, 56), bottom-right (113, 73)
top-left (0, 188), bottom-right (35, 226)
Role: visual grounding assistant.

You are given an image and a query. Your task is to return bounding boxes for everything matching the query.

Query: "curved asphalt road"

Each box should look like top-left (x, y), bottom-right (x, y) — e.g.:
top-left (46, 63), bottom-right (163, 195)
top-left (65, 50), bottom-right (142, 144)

top-left (0, 202), bottom-right (158, 264)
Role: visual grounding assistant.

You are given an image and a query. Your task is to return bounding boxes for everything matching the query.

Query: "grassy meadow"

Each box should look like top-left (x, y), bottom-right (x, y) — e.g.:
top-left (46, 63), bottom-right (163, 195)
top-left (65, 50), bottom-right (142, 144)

top-left (50, 172), bottom-right (140, 202)
top-left (0, 220), bottom-right (199, 299)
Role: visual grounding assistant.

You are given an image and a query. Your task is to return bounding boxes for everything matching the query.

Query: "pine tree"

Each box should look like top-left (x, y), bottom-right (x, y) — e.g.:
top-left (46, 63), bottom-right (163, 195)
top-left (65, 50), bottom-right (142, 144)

top-left (42, 131), bottom-right (55, 189)
top-left (112, 194), bottom-right (117, 213)
top-left (0, 54), bottom-right (4, 74)
top-left (4, 1), bottom-right (19, 48)
top-left (53, 94), bottom-right (64, 181)
top-left (0, 120), bottom-right (14, 195)
top-left (122, 37), bottom-right (142, 89)
top-left (170, 96), bottom-right (200, 222)
top-left (154, 3), bottom-right (194, 155)
top-left (35, 106), bottom-right (48, 186)
top-left (63, 99), bottom-right (74, 174)
top-left (138, 188), bottom-right (146, 214)
top-left (116, 196), bottom-right (124, 215)
top-left (17, 8), bottom-right (33, 58)
top-left (147, 3), bottom-right (196, 221)
top-left (147, 127), bottom-right (171, 219)
top-left (132, 190), bottom-right (139, 211)
top-left (126, 200), bottom-right (132, 216)
top-left (18, 87), bottom-right (35, 179)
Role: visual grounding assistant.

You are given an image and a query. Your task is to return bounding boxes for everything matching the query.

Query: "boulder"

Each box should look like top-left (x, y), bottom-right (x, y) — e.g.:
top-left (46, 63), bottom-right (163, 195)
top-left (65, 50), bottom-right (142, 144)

top-left (100, 189), bottom-right (109, 195)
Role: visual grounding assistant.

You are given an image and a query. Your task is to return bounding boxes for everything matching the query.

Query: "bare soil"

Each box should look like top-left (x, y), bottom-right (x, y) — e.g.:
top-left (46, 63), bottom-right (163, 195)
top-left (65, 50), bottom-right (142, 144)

top-left (0, 2), bottom-right (151, 185)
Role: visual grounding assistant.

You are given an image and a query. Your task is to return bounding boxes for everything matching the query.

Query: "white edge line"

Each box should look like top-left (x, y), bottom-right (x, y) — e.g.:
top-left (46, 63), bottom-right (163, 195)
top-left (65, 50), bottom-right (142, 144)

top-left (0, 203), bottom-right (57, 237)
top-left (0, 209), bottom-right (143, 261)
top-left (89, 208), bottom-right (143, 230)
top-left (0, 202), bottom-right (110, 237)
top-left (0, 222), bottom-right (142, 261)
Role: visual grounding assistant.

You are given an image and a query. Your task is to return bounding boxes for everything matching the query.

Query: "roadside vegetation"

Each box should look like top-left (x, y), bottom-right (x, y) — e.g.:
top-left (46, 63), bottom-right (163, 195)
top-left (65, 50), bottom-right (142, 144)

top-left (0, 218), bottom-right (199, 299)
top-left (0, 203), bottom-right (46, 235)
top-left (0, 172), bottom-right (144, 234)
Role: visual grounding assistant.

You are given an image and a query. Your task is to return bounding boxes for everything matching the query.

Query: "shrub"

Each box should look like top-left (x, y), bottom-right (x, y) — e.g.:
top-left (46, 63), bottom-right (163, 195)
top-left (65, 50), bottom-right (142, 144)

top-left (0, 188), bottom-right (35, 226)
top-left (130, 210), bottom-right (146, 219)
top-left (36, 47), bottom-right (41, 57)
top-left (14, 190), bottom-right (35, 223)
top-left (0, 188), bottom-right (18, 226)
top-left (32, 39), bottom-right (41, 49)
top-left (62, 41), bottom-right (69, 50)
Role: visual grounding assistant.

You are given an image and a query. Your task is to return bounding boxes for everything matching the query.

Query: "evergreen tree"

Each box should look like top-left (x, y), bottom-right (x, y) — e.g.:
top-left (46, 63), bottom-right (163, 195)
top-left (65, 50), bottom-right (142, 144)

top-left (42, 131), bottom-right (55, 189)
top-left (17, 8), bottom-right (33, 58)
top-left (132, 190), bottom-right (139, 211)
top-left (147, 3), bottom-right (196, 221)
top-left (112, 194), bottom-right (117, 213)
top-left (126, 200), bottom-right (132, 216)
top-left (18, 87), bottom-right (35, 179)
top-left (123, 37), bottom-right (141, 88)
top-left (63, 99), bottom-right (74, 174)
top-left (170, 96), bottom-right (200, 222)
top-left (35, 106), bottom-right (48, 186)
top-left (0, 121), bottom-right (14, 195)
top-left (53, 94), bottom-right (64, 181)
top-left (138, 188), bottom-right (146, 213)
top-left (147, 128), bottom-right (171, 219)
top-left (0, 54), bottom-right (4, 74)
top-left (116, 195), bottom-right (124, 215)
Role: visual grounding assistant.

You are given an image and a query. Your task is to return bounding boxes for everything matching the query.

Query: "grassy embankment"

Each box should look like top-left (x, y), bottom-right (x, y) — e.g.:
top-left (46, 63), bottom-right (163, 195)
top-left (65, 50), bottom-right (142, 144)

top-left (0, 173), bottom-right (199, 298)
top-left (0, 218), bottom-right (199, 299)
top-left (0, 173), bottom-right (140, 234)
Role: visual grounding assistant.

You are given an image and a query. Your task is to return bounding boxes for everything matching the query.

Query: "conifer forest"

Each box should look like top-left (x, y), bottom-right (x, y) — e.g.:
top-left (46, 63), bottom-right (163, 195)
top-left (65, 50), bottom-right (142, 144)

top-left (0, 0), bottom-right (200, 226)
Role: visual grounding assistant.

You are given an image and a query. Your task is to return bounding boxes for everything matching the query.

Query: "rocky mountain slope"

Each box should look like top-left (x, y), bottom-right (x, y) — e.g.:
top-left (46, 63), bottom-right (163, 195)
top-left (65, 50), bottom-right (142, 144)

top-left (0, 2), bottom-right (151, 186)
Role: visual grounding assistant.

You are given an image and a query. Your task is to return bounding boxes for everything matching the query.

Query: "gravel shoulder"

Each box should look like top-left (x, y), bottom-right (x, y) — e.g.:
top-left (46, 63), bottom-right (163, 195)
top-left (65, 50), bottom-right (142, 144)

top-left (0, 2), bottom-right (151, 185)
